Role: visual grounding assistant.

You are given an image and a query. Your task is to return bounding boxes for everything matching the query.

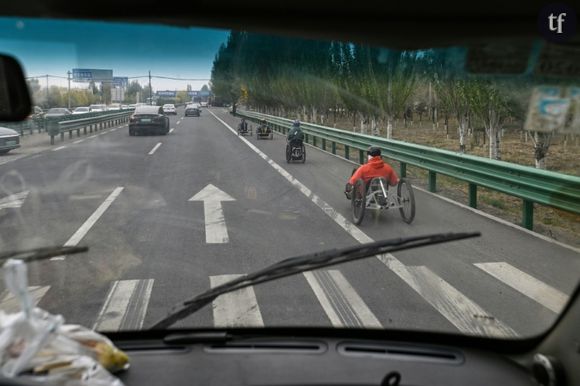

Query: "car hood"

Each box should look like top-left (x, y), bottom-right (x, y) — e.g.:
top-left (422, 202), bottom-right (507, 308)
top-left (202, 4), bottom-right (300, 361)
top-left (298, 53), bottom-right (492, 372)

top-left (0, 127), bottom-right (19, 136)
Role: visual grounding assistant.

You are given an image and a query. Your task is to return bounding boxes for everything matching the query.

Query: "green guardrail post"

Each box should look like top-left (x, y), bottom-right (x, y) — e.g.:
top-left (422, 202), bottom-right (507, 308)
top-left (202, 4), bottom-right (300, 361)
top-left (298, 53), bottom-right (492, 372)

top-left (400, 162), bottom-right (407, 178)
top-left (468, 183), bottom-right (477, 208)
top-left (69, 130), bottom-right (73, 139)
top-left (428, 171), bottom-right (437, 192)
top-left (305, 134), bottom-right (309, 144)
top-left (345, 145), bottom-right (350, 160)
top-left (522, 200), bottom-right (534, 230)
top-left (322, 138), bottom-right (326, 151)
top-left (332, 142), bottom-right (336, 155)
top-left (47, 120), bottom-right (59, 145)
top-left (359, 149), bottom-right (364, 164)
top-left (313, 136), bottom-right (317, 147)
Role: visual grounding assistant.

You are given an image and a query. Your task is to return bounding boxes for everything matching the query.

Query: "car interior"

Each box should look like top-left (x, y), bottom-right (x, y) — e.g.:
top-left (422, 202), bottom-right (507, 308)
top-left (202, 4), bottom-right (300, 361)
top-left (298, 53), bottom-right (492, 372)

top-left (0, 0), bottom-right (579, 385)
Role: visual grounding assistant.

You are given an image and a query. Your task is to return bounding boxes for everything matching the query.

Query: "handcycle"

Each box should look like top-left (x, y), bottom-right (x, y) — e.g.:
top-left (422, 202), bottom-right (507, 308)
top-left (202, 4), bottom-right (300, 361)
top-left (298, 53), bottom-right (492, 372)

top-left (237, 122), bottom-right (252, 136)
top-left (256, 123), bottom-right (273, 140)
top-left (286, 139), bottom-right (306, 163)
top-left (347, 176), bottom-right (415, 225)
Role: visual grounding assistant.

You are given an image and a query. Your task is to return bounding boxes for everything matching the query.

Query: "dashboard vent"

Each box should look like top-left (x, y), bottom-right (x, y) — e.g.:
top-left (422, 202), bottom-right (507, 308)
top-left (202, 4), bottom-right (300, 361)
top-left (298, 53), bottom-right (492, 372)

top-left (205, 341), bottom-right (326, 354)
top-left (338, 342), bottom-right (464, 364)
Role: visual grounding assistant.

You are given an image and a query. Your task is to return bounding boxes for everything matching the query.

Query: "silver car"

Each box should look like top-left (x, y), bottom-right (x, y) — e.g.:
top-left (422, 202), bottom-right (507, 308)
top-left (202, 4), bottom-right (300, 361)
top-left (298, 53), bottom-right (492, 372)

top-left (0, 127), bottom-right (20, 154)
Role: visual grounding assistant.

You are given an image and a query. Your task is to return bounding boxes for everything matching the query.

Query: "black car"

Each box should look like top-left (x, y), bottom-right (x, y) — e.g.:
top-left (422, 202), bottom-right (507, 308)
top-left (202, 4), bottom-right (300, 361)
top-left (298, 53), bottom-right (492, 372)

top-left (184, 104), bottom-right (201, 117)
top-left (129, 105), bottom-right (170, 135)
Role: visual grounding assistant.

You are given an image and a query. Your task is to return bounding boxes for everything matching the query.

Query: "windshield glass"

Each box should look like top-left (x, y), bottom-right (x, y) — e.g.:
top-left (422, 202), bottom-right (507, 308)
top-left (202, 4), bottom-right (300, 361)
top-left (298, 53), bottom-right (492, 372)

top-left (0, 17), bottom-right (578, 339)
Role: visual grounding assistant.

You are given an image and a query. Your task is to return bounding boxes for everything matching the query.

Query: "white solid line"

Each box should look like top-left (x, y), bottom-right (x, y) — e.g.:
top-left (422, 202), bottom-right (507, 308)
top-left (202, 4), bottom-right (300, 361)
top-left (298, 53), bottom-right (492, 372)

top-left (0, 286), bottom-right (50, 313)
top-left (304, 270), bottom-right (381, 328)
top-left (73, 139), bottom-right (84, 144)
top-left (474, 262), bottom-right (568, 314)
top-left (52, 146), bottom-right (67, 151)
top-left (210, 274), bottom-right (264, 327)
top-left (93, 279), bottom-right (154, 331)
top-left (110, 128), bottom-right (117, 132)
top-left (208, 110), bottom-right (517, 337)
top-left (176, 121), bottom-right (181, 125)
top-left (88, 135), bottom-right (97, 139)
top-left (148, 142), bottom-right (162, 155)
top-left (50, 187), bottom-right (124, 261)
top-left (169, 128), bottom-right (174, 134)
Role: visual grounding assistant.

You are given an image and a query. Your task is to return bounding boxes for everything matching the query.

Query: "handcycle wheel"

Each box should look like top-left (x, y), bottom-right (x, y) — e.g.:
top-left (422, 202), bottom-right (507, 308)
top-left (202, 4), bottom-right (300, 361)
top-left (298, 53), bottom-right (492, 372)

top-left (397, 178), bottom-right (416, 224)
top-left (301, 145), bottom-right (306, 163)
top-left (351, 179), bottom-right (366, 225)
top-left (286, 144), bottom-right (291, 163)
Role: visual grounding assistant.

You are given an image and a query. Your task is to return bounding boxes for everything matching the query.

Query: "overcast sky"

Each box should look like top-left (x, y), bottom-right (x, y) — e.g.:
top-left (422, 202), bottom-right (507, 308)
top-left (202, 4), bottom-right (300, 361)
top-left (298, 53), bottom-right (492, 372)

top-left (0, 17), bottom-right (229, 91)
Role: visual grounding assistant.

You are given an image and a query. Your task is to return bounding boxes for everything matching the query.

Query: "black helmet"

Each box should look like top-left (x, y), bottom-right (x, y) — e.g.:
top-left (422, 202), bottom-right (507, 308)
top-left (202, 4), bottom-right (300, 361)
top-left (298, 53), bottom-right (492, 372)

top-left (293, 120), bottom-right (301, 128)
top-left (368, 146), bottom-right (381, 157)
top-left (262, 119), bottom-right (267, 124)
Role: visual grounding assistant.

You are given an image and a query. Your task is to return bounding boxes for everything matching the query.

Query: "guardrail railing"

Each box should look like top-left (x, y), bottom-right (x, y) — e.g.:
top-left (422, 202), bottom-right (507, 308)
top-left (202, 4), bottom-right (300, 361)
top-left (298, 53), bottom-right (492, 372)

top-left (237, 110), bottom-right (580, 230)
top-left (48, 111), bottom-right (133, 144)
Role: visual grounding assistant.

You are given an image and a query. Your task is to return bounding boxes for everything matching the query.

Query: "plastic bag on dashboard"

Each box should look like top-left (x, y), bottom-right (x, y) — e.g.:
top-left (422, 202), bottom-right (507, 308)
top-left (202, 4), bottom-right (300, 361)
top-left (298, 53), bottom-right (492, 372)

top-left (0, 259), bottom-right (129, 385)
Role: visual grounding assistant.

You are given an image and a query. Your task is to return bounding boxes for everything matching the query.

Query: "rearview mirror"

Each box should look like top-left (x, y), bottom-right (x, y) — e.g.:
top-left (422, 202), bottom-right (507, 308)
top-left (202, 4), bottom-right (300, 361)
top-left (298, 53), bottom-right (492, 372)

top-left (0, 55), bottom-right (32, 122)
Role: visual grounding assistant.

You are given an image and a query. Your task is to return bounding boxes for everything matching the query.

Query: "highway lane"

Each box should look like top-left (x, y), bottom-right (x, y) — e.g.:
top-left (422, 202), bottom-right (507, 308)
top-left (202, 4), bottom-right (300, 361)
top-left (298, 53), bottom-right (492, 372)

top-left (0, 106), bottom-right (577, 339)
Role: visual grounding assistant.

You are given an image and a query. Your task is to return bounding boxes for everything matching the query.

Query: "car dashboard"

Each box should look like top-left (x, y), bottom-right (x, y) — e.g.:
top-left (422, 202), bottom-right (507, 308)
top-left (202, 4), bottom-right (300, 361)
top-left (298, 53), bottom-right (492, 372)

top-left (115, 335), bottom-right (535, 386)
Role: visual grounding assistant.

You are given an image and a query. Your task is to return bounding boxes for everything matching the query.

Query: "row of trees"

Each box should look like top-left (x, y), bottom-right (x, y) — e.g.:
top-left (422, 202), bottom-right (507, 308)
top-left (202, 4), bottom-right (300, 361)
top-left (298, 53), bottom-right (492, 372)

top-left (211, 32), bottom-right (556, 168)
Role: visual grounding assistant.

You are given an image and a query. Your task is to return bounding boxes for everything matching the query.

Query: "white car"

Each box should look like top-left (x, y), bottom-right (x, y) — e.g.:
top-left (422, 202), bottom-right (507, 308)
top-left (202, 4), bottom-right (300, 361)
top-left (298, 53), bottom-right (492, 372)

top-left (72, 106), bottom-right (90, 115)
top-left (162, 104), bottom-right (177, 115)
top-left (107, 103), bottom-right (121, 111)
top-left (89, 104), bottom-right (107, 112)
top-left (200, 101), bottom-right (208, 108)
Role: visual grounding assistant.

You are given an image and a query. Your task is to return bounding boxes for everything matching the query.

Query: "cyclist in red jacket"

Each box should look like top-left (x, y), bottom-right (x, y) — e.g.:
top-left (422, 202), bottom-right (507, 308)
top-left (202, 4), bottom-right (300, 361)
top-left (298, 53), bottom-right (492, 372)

top-left (345, 146), bottom-right (399, 199)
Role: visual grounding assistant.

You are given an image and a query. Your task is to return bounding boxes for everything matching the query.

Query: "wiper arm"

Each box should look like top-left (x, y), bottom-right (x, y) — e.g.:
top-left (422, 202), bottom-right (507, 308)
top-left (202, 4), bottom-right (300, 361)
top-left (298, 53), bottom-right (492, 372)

top-left (0, 246), bottom-right (88, 263)
top-left (151, 232), bottom-right (480, 330)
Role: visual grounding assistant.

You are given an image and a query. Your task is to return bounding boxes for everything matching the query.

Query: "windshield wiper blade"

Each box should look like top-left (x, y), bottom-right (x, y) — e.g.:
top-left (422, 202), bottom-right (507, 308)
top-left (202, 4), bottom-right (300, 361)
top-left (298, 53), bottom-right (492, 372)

top-left (150, 232), bottom-right (480, 330)
top-left (0, 246), bottom-right (88, 263)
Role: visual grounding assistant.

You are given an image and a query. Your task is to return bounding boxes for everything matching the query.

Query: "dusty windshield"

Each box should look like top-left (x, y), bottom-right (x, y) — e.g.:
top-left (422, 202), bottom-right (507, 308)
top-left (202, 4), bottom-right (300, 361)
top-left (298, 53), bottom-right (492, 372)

top-left (0, 18), bottom-right (578, 337)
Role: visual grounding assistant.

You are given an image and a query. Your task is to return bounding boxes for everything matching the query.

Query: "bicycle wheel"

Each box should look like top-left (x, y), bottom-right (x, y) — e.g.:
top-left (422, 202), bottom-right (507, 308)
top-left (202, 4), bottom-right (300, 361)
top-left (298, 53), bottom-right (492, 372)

top-left (301, 145), bottom-right (306, 163)
top-left (351, 179), bottom-right (366, 225)
top-left (397, 178), bottom-right (416, 224)
top-left (286, 144), bottom-right (291, 163)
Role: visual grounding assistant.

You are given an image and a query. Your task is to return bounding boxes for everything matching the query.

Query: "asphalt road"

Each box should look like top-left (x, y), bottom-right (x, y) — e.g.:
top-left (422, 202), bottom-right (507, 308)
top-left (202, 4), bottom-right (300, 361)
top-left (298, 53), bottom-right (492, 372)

top-left (0, 106), bottom-right (578, 339)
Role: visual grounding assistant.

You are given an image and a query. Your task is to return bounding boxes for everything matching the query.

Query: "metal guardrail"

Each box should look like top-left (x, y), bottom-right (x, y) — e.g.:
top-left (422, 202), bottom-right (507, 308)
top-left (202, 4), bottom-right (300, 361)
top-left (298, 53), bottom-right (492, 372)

top-left (49, 111), bottom-right (133, 144)
top-left (237, 110), bottom-right (580, 230)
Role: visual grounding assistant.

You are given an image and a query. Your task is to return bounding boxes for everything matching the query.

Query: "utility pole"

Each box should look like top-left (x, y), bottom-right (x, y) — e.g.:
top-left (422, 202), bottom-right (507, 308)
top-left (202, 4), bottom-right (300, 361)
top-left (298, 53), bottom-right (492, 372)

top-left (148, 71), bottom-right (152, 105)
top-left (45, 74), bottom-right (49, 108)
top-left (67, 71), bottom-right (71, 109)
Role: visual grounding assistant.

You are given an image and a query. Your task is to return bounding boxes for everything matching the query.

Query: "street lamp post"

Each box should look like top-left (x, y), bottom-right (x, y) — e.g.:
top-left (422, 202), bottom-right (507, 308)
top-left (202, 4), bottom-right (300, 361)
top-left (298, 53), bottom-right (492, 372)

top-left (67, 71), bottom-right (71, 109)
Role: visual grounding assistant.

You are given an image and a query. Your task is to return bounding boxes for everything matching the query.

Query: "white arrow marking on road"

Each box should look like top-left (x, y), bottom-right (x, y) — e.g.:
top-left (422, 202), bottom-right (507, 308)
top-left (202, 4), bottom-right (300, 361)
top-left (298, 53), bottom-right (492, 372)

top-left (190, 184), bottom-right (235, 244)
top-left (0, 191), bottom-right (29, 211)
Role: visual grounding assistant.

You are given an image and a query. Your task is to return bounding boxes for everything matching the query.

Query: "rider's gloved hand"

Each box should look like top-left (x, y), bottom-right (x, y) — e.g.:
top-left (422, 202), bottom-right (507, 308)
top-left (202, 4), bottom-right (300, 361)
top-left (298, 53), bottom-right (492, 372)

top-left (344, 183), bottom-right (353, 199)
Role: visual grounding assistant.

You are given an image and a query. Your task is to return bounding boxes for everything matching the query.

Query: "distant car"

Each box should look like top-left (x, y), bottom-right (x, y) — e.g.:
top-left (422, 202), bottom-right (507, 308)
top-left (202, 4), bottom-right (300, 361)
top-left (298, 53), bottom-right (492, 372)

top-left (0, 127), bottom-right (20, 155)
top-left (44, 108), bottom-right (72, 118)
top-left (200, 101), bottom-right (208, 108)
top-left (72, 106), bottom-right (90, 115)
top-left (108, 103), bottom-right (121, 111)
top-left (89, 104), bottom-right (107, 112)
top-left (162, 104), bottom-right (177, 115)
top-left (121, 104), bottom-right (129, 110)
top-left (129, 105), bottom-right (170, 136)
top-left (185, 104), bottom-right (201, 117)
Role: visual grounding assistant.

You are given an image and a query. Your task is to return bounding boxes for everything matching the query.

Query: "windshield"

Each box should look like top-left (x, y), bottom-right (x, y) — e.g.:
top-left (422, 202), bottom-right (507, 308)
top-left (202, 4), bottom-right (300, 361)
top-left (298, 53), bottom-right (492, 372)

top-left (0, 17), bottom-right (578, 339)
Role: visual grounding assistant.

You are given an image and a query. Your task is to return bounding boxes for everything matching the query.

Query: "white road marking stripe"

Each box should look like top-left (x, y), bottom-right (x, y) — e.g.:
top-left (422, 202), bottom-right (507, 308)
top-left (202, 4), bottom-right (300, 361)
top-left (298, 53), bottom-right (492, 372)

top-left (304, 270), bottom-right (381, 328)
top-left (475, 262), bottom-right (568, 314)
top-left (88, 135), bottom-right (97, 139)
top-left (50, 187), bottom-right (124, 261)
top-left (210, 274), bottom-right (264, 327)
top-left (93, 279), bottom-right (154, 331)
top-left (110, 128), bottom-right (117, 132)
top-left (176, 121), bottom-right (181, 125)
top-left (73, 139), bottom-right (85, 144)
top-left (0, 286), bottom-right (50, 313)
top-left (208, 110), bottom-right (517, 337)
top-left (148, 142), bottom-right (162, 155)
top-left (169, 128), bottom-right (174, 134)
top-left (382, 262), bottom-right (517, 337)
top-left (52, 146), bottom-right (67, 151)
top-left (0, 191), bottom-right (29, 210)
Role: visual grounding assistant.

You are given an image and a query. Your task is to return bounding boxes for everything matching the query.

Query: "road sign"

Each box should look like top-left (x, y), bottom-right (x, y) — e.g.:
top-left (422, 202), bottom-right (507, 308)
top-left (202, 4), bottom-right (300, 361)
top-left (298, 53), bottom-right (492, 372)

top-left (190, 184), bottom-right (235, 244)
top-left (157, 90), bottom-right (177, 97)
top-left (187, 91), bottom-right (199, 97)
top-left (112, 77), bottom-right (128, 87)
top-left (72, 69), bottom-right (113, 82)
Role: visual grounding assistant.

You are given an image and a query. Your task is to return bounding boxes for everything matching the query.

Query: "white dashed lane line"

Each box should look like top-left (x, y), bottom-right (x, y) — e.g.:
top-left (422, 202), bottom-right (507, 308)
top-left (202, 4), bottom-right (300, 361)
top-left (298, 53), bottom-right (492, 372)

top-left (169, 128), bottom-right (174, 134)
top-left (148, 142), bottom-right (162, 155)
top-left (52, 146), bottom-right (67, 151)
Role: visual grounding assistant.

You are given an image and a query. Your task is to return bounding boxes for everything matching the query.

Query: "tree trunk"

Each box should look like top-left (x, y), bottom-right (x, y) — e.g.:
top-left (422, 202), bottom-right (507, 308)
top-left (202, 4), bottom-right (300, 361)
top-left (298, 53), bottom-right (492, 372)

top-left (387, 117), bottom-right (393, 139)
top-left (458, 115), bottom-right (467, 153)
top-left (353, 113), bottom-right (356, 131)
top-left (489, 125), bottom-right (500, 160)
top-left (444, 115), bottom-right (449, 139)
top-left (371, 117), bottom-right (379, 136)
top-left (312, 107), bottom-right (317, 124)
top-left (360, 115), bottom-right (366, 134)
